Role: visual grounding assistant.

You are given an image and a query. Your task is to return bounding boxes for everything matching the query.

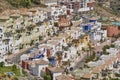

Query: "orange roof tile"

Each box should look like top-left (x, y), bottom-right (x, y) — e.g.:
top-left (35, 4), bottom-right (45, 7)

top-left (56, 75), bottom-right (72, 80)
top-left (91, 67), bottom-right (101, 74)
top-left (82, 73), bottom-right (92, 79)
top-left (47, 67), bottom-right (64, 73)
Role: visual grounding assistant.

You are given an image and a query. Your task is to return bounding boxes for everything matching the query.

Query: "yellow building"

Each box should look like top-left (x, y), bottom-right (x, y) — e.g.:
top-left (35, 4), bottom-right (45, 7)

top-left (72, 34), bottom-right (90, 48)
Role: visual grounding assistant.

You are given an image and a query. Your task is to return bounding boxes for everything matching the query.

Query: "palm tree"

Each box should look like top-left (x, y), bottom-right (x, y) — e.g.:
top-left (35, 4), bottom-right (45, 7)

top-left (87, 43), bottom-right (94, 55)
top-left (67, 59), bottom-right (71, 67)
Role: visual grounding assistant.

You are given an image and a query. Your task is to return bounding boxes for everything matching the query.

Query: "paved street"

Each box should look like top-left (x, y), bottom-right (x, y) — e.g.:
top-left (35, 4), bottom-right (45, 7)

top-left (73, 54), bottom-right (87, 70)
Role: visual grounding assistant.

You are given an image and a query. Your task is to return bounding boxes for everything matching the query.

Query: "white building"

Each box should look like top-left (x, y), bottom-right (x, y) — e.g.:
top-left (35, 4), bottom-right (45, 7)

top-left (47, 67), bottom-right (64, 80)
top-left (27, 59), bottom-right (49, 77)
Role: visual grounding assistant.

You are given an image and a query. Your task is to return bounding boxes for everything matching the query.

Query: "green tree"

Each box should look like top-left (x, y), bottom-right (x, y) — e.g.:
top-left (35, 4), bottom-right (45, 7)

top-left (54, 22), bottom-right (58, 27)
top-left (82, 47), bottom-right (85, 52)
top-left (47, 75), bottom-right (51, 80)
top-left (111, 44), bottom-right (115, 48)
top-left (22, 69), bottom-right (27, 76)
top-left (32, 0), bottom-right (41, 4)
top-left (20, 0), bottom-right (26, 7)
top-left (30, 40), bottom-right (34, 46)
top-left (47, 32), bottom-right (51, 36)
top-left (26, 0), bottom-right (32, 8)
top-left (43, 73), bottom-right (51, 80)
top-left (0, 62), bottom-right (4, 67)
top-left (16, 0), bottom-right (20, 7)
top-left (7, 51), bottom-right (12, 55)
top-left (39, 36), bottom-right (43, 41)
top-left (67, 59), bottom-right (71, 66)
top-left (12, 77), bottom-right (18, 80)
top-left (12, 64), bottom-right (17, 71)
top-left (87, 43), bottom-right (94, 55)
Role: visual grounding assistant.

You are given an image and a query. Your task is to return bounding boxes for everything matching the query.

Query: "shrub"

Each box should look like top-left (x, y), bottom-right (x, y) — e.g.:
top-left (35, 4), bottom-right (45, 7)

top-left (12, 64), bottom-right (17, 71)
top-left (0, 62), bottom-right (4, 67)
top-left (111, 44), bottom-right (115, 48)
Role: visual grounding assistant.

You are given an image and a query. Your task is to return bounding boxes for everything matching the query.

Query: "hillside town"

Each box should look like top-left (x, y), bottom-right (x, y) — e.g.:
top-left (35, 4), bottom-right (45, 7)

top-left (0, 0), bottom-right (120, 80)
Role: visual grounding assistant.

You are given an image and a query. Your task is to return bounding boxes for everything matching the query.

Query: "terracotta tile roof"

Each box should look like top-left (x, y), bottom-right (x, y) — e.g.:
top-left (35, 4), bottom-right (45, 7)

top-left (105, 60), bottom-right (112, 67)
top-left (10, 14), bottom-right (20, 18)
top-left (47, 67), bottom-right (64, 73)
top-left (111, 57), bottom-right (117, 62)
top-left (91, 67), bottom-right (101, 74)
top-left (99, 64), bottom-right (106, 70)
top-left (82, 73), bottom-right (92, 79)
top-left (21, 12), bottom-right (31, 16)
top-left (117, 54), bottom-right (120, 58)
top-left (58, 18), bottom-right (71, 27)
top-left (0, 16), bottom-right (9, 20)
top-left (19, 8), bottom-right (28, 13)
top-left (27, 59), bottom-right (49, 65)
top-left (29, 8), bottom-right (37, 12)
top-left (56, 74), bottom-right (72, 80)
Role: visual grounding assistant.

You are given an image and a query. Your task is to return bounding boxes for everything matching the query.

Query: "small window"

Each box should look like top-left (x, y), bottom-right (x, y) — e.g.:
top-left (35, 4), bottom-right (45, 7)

top-left (0, 29), bottom-right (2, 33)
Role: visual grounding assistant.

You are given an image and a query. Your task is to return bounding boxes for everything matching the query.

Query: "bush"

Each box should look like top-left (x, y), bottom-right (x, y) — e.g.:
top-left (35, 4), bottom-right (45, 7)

top-left (30, 40), bottom-right (34, 46)
top-left (39, 36), bottom-right (43, 41)
top-left (54, 22), bottom-right (58, 27)
top-left (115, 73), bottom-right (120, 77)
top-left (32, 0), bottom-right (41, 4)
top-left (47, 32), bottom-right (51, 36)
top-left (102, 45), bottom-right (110, 52)
top-left (111, 44), bottom-right (115, 48)
top-left (0, 62), bottom-right (4, 67)
top-left (22, 69), bottom-right (27, 76)
top-left (85, 52), bottom-right (96, 63)
top-left (43, 73), bottom-right (51, 80)
top-left (7, 0), bottom-right (32, 8)
top-left (12, 64), bottom-right (17, 71)
top-left (12, 77), bottom-right (18, 80)
top-left (7, 51), bottom-right (12, 55)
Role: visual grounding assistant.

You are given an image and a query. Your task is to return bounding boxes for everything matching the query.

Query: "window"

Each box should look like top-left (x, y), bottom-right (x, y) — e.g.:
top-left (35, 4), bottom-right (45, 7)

top-left (80, 3), bottom-right (84, 8)
top-left (0, 29), bottom-right (2, 33)
top-left (72, 5), bottom-right (74, 9)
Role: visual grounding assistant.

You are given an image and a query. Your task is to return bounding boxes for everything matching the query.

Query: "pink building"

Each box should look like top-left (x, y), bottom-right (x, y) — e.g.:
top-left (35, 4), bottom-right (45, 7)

top-left (107, 26), bottom-right (120, 37)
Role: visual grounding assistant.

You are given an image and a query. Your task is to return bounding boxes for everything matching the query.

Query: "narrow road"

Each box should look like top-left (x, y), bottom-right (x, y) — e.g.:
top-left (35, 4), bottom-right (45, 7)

top-left (73, 54), bottom-right (88, 70)
top-left (69, 54), bottom-right (88, 75)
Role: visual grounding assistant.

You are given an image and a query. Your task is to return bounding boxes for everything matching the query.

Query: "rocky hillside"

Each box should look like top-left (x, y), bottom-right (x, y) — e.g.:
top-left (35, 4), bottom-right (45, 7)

top-left (96, 0), bottom-right (120, 17)
top-left (0, 0), bottom-right (46, 12)
top-left (0, 0), bottom-right (15, 12)
top-left (0, 0), bottom-right (119, 17)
